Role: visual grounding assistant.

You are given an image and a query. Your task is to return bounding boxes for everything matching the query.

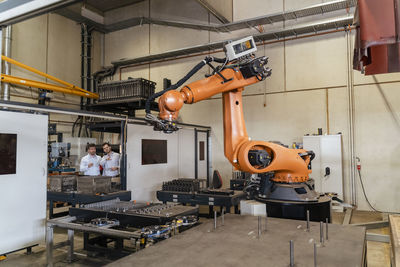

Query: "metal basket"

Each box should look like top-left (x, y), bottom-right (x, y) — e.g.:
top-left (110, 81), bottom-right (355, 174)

top-left (48, 175), bottom-right (77, 192)
top-left (77, 176), bottom-right (112, 195)
top-left (97, 78), bottom-right (156, 103)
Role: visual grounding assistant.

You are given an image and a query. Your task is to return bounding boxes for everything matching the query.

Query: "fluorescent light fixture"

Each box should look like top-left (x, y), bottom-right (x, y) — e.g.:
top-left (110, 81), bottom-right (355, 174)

top-left (81, 5), bottom-right (104, 24)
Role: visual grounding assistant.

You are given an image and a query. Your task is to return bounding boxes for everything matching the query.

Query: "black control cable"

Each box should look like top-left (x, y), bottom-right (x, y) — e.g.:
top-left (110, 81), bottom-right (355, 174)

top-left (356, 158), bottom-right (400, 214)
top-left (144, 56), bottom-right (226, 124)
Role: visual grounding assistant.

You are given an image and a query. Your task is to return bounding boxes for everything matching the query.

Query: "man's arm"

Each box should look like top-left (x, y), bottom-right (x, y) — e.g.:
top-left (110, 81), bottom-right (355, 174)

top-left (80, 156), bottom-right (88, 172)
top-left (111, 153), bottom-right (120, 171)
top-left (99, 155), bottom-right (107, 167)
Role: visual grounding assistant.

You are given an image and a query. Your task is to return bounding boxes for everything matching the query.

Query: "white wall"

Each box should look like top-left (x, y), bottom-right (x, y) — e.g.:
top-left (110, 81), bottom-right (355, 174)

top-left (102, 0), bottom-right (399, 212)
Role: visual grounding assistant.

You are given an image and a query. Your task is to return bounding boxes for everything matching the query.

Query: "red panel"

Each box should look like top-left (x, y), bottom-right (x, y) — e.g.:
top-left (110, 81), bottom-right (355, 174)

top-left (359, 0), bottom-right (397, 47)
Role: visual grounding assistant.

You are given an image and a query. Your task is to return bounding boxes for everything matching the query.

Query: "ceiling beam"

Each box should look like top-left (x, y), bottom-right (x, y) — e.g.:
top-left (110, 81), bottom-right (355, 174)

top-left (196, 0), bottom-right (231, 23)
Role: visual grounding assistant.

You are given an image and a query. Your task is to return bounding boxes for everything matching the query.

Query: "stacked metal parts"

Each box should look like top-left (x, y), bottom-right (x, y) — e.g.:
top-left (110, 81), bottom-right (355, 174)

top-left (46, 199), bottom-right (199, 262)
top-left (159, 178), bottom-right (235, 198)
top-left (69, 198), bottom-right (199, 227)
top-left (140, 215), bottom-right (198, 241)
top-left (82, 200), bottom-right (198, 240)
top-left (162, 178), bottom-right (203, 192)
top-left (97, 78), bottom-right (156, 103)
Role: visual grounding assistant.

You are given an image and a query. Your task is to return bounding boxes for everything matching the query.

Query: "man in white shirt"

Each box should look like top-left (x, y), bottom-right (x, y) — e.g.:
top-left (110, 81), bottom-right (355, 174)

top-left (80, 143), bottom-right (101, 176)
top-left (100, 142), bottom-right (120, 177)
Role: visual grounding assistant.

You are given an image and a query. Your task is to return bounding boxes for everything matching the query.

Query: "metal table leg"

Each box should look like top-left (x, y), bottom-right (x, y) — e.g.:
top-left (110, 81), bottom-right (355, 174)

top-left (49, 200), bottom-right (54, 219)
top-left (83, 233), bottom-right (89, 250)
top-left (234, 205), bottom-right (240, 214)
top-left (67, 229), bottom-right (74, 263)
top-left (225, 205), bottom-right (231, 214)
top-left (46, 225), bottom-right (54, 267)
top-left (209, 205), bottom-right (214, 218)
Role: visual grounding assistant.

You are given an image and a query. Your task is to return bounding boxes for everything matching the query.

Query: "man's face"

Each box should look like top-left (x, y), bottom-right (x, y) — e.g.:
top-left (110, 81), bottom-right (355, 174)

top-left (103, 145), bottom-right (111, 154)
top-left (88, 146), bottom-right (96, 155)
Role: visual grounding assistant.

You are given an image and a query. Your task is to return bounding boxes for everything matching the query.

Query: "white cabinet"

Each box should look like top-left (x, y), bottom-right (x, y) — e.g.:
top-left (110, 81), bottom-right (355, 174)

top-left (303, 135), bottom-right (343, 201)
top-left (0, 111), bottom-right (48, 255)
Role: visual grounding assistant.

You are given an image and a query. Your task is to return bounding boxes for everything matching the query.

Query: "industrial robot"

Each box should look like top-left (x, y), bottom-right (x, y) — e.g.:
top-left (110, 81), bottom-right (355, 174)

top-left (145, 36), bottom-right (331, 222)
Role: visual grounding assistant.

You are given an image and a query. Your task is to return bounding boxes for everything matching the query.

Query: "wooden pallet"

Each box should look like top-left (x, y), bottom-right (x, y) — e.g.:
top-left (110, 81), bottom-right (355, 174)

top-left (54, 201), bottom-right (69, 208)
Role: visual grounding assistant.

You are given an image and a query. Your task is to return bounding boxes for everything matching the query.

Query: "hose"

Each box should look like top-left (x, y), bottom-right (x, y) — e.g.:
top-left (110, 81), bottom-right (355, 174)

top-left (212, 57), bottom-right (226, 63)
top-left (72, 116), bottom-right (81, 137)
top-left (145, 56), bottom-right (222, 116)
top-left (357, 168), bottom-right (400, 214)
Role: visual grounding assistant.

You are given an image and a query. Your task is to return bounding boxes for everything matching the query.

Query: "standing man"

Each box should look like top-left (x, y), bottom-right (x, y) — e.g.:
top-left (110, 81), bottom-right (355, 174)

top-left (80, 143), bottom-right (101, 176)
top-left (100, 142), bottom-right (120, 177)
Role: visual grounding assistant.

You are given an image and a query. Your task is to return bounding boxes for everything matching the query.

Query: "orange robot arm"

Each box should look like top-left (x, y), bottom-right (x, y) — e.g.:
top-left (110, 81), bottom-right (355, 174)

top-left (153, 56), bottom-right (313, 183)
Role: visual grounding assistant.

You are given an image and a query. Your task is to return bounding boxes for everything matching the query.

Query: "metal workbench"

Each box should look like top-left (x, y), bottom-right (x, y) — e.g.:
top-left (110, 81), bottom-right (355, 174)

top-left (46, 216), bottom-right (142, 267)
top-left (156, 190), bottom-right (246, 216)
top-left (47, 191), bottom-right (131, 218)
top-left (107, 214), bottom-right (366, 267)
top-left (46, 202), bottom-right (199, 266)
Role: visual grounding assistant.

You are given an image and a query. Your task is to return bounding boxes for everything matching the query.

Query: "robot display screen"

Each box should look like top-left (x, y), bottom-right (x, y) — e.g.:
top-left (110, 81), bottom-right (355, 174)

top-left (233, 40), bottom-right (254, 55)
top-left (0, 133), bottom-right (17, 175)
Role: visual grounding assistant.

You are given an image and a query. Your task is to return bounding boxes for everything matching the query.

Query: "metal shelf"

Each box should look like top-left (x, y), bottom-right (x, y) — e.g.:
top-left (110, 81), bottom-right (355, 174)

top-left (111, 15), bottom-right (354, 67)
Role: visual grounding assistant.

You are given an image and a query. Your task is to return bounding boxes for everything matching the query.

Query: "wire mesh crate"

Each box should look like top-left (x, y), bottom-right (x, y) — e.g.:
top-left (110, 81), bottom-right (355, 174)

top-left (77, 176), bottom-right (112, 194)
top-left (97, 78), bottom-right (156, 103)
top-left (48, 175), bottom-right (77, 192)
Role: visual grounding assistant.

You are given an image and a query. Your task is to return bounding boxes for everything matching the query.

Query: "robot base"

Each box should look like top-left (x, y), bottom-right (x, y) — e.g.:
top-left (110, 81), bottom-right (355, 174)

top-left (255, 181), bottom-right (331, 222)
top-left (262, 180), bottom-right (319, 202)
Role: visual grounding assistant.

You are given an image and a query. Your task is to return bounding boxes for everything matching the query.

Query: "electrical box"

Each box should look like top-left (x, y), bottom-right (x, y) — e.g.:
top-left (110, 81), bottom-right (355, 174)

top-left (49, 142), bottom-right (69, 158)
top-left (303, 135), bottom-right (343, 210)
top-left (225, 36), bottom-right (257, 61)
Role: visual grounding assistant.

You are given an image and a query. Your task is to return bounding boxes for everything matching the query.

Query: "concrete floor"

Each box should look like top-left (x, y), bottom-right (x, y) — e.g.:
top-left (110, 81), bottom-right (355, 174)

top-left (0, 210), bottom-right (391, 267)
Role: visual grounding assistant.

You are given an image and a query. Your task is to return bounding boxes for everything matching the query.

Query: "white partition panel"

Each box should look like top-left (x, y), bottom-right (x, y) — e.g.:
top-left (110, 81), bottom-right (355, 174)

top-left (0, 111), bottom-right (48, 255)
top-left (178, 128), bottom-right (195, 178)
top-left (126, 124), bottom-right (210, 202)
top-left (127, 124), bottom-right (179, 202)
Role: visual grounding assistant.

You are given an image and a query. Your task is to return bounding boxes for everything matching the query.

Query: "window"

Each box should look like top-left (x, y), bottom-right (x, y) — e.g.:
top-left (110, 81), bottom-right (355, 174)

top-left (142, 139), bottom-right (167, 165)
top-left (0, 134), bottom-right (17, 175)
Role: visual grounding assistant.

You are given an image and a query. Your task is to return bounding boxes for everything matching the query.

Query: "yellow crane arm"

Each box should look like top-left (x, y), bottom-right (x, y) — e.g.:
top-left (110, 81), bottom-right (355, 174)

top-left (0, 55), bottom-right (98, 99)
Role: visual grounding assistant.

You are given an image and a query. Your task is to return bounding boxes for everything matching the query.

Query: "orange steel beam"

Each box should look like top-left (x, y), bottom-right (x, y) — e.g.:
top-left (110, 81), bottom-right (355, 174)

top-left (1, 74), bottom-right (98, 99)
top-left (1, 55), bottom-right (98, 99)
